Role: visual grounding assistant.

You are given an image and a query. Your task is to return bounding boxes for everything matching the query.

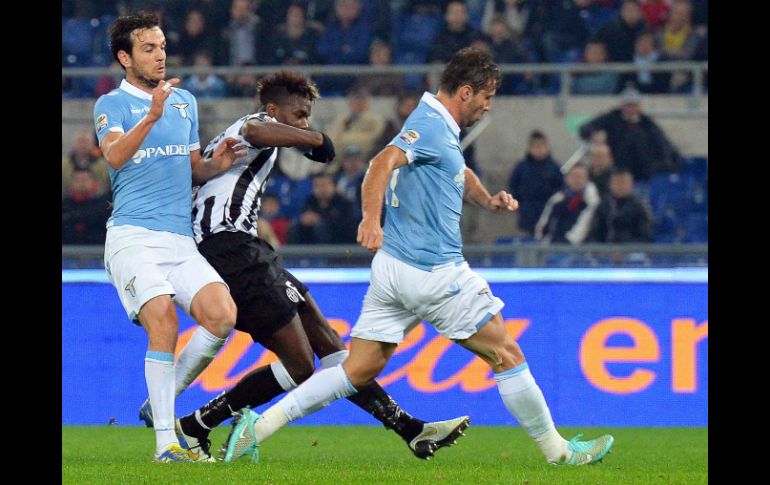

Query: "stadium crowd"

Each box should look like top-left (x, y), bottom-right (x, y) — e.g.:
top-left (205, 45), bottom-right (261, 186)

top-left (62, 0), bottom-right (708, 248)
top-left (63, 0), bottom-right (708, 98)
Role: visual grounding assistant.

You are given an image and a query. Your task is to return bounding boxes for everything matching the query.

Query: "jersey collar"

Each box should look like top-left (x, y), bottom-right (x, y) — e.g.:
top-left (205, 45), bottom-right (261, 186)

top-left (119, 79), bottom-right (153, 101)
top-left (420, 92), bottom-right (461, 137)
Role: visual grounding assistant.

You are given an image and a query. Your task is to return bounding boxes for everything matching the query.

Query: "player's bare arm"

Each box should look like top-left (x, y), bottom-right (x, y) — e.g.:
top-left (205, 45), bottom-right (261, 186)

top-left (191, 137), bottom-right (246, 184)
top-left (463, 167), bottom-right (518, 213)
top-left (99, 78), bottom-right (180, 170)
top-left (357, 145), bottom-right (409, 252)
top-left (241, 119), bottom-right (324, 149)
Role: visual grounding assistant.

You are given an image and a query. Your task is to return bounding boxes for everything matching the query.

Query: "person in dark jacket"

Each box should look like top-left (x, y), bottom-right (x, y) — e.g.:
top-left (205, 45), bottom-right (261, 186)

top-left (427, 1), bottom-right (481, 62)
top-left (535, 163), bottom-right (601, 245)
top-left (579, 85), bottom-right (680, 181)
top-left (595, 0), bottom-right (648, 62)
top-left (508, 130), bottom-right (563, 236)
top-left (287, 173), bottom-right (357, 244)
top-left (590, 168), bottom-right (652, 243)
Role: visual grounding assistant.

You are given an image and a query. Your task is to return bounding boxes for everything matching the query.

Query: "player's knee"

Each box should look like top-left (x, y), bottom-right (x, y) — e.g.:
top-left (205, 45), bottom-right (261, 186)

top-left (199, 301), bottom-right (237, 338)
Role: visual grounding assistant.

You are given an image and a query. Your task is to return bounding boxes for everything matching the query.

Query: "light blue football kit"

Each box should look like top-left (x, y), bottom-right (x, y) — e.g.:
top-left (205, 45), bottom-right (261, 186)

top-left (94, 79), bottom-right (224, 322)
top-left (351, 92), bottom-right (504, 343)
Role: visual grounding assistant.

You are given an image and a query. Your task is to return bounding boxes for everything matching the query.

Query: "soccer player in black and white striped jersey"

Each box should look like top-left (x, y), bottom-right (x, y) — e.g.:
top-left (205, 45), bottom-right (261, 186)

top-left (172, 71), bottom-right (470, 461)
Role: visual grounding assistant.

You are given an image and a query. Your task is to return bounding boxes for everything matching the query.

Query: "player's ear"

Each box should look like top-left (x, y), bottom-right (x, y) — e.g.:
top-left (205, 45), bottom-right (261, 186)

top-left (117, 50), bottom-right (131, 69)
top-left (265, 103), bottom-right (277, 118)
top-left (459, 85), bottom-right (473, 102)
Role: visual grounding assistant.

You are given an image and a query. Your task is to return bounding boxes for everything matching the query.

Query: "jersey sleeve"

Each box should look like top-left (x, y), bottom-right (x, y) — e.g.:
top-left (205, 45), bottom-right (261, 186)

top-left (387, 117), bottom-right (440, 164)
top-left (187, 94), bottom-right (200, 152)
top-left (93, 94), bottom-right (127, 144)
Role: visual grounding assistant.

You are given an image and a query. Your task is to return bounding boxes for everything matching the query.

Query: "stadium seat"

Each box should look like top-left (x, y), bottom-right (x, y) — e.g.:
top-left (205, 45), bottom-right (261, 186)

top-left (680, 156), bottom-right (708, 185)
top-left (682, 213), bottom-right (708, 243)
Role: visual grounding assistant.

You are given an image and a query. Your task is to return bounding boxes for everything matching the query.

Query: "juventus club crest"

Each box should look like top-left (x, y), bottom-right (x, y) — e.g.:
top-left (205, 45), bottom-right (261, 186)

top-left (171, 103), bottom-right (189, 118)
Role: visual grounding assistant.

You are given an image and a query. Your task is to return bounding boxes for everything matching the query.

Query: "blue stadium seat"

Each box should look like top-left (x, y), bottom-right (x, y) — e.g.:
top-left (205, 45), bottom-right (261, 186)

top-left (264, 176), bottom-right (313, 221)
top-left (62, 17), bottom-right (96, 61)
top-left (653, 207), bottom-right (681, 243)
top-left (682, 213), bottom-right (708, 243)
top-left (680, 156), bottom-right (708, 185)
top-left (648, 173), bottom-right (690, 220)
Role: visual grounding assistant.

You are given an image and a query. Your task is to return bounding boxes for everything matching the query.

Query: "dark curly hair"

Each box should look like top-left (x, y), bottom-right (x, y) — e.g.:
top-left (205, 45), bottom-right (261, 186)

top-left (108, 11), bottom-right (161, 69)
top-left (257, 71), bottom-right (321, 108)
top-left (439, 47), bottom-right (501, 95)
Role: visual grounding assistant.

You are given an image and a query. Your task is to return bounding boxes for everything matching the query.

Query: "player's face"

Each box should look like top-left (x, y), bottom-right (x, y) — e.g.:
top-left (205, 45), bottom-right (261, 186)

top-left (461, 86), bottom-right (496, 127)
top-left (125, 27), bottom-right (167, 88)
top-left (273, 97), bottom-right (313, 130)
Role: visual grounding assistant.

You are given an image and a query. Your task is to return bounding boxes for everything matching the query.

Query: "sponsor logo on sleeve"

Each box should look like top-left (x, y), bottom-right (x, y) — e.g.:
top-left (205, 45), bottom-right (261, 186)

top-left (399, 129), bottom-right (420, 146)
top-left (96, 114), bottom-right (108, 132)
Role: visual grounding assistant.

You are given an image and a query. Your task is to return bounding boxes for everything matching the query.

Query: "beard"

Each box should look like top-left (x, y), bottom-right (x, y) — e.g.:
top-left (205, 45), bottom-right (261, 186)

top-left (136, 73), bottom-right (161, 89)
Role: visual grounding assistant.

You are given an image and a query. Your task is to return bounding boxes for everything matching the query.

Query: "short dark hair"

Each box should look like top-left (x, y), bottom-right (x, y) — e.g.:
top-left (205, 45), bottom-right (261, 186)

top-left (529, 130), bottom-right (547, 143)
top-left (439, 47), bottom-right (501, 95)
top-left (257, 70), bottom-right (321, 108)
top-left (109, 11), bottom-right (161, 69)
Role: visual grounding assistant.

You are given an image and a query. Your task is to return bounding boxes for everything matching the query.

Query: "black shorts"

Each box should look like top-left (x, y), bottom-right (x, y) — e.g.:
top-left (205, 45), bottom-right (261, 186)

top-left (197, 231), bottom-right (309, 342)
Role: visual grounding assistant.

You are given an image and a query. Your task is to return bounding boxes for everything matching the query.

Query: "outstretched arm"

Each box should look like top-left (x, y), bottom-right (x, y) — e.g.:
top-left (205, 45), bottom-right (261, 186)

top-left (241, 119), bottom-right (336, 163)
top-left (463, 167), bottom-right (519, 213)
top-left (357, 146), bottom-right (409, 252)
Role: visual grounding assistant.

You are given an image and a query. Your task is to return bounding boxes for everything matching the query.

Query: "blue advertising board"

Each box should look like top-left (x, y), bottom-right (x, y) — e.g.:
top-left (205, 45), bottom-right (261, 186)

top-left (62, 268), bottom-right (707, 427)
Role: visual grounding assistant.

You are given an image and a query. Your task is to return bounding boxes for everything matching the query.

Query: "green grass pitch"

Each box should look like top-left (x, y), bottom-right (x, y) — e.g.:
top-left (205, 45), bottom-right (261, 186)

top-left (62, 425), bottom-right (707, 484)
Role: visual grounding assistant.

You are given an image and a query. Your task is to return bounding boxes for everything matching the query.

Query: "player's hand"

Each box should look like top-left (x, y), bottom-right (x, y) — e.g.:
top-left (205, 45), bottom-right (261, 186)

top-left (211, 137), bottom-right (247, 172)
top-left (357, 217), bottom-right (383, 253)
top-left (487, 191), bottom-right (519, 213)
top-left (304, 132), bottom-right (336, 163)
top-left (148, 78), bottom-right (180, 122)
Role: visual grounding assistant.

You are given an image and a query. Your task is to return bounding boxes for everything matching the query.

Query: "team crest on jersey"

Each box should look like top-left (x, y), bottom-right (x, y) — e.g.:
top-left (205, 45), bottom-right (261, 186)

top-left (96, 114), bottom-right (108, 132)
top-left (171, 103), bottom-right (189, 119)
top-left (399, 129), bottom-right (420, 146)
top-left (285, 281), bottom-right (305, 304)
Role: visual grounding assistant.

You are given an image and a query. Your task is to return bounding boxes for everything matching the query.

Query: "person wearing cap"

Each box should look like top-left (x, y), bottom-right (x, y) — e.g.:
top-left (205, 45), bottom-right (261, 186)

top-left (578, 84), bottom-right (680, 182)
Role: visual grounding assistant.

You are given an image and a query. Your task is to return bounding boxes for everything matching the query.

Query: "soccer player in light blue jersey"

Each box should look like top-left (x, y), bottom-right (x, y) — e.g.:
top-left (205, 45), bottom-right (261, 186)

top-left (222, 48), bottom-right (615, 467)
top-left (94, 12), bottom-right (243, 463)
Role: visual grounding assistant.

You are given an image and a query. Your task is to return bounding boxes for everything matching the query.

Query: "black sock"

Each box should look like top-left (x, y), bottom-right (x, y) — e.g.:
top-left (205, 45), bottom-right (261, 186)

top-left (179, 365), bottom-right (284, 438)
top-left (346, 382), bottom-right (425, 442)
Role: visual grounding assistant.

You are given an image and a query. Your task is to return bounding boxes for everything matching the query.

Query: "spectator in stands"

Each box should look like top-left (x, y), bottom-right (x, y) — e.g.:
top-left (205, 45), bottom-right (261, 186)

top-left (62, 170), bottom-right (111, 245)
top-left (508, 130), bottom-right (563, 236)
top-left (183, 52), bottom-right (227, 99)
top-left (628, 30), bottom-right (670, 93)
top-left (174, 9), bottom-right (218, 66)
top-left (481, 0), bottom-right (531, 39)
top-left (374, 91), bottom-right (421, 151)
top-left (590, 168), bottom-right (652, 242)
top-left (267, 3), bottom-right (322, 66)
top-left (62, 131), bottom-right (110, 200)
top-left (657, 0), bottom-right (699, 61)
top-left (335, 144), bottom-right (367, 218)
top-left (94, 60), bottom-right (122, 98)
top-left (586, 142), bottom-right (615, 196)
top-left (259, 193), bottom-right (291, 246)
top-left (222, 0), bottom-right (266, 67)
top-left (640, 0), bottom-right (670, 32)
top-left (487, 16), bottom-right (533, 94)
top-left (317, 0), bottom-right (373, 92)
top-left (329, 87), bottom-right (386, 160)
top-left (579, 85), bottom-right (680, 182)
top-left (571, 39), bottom-right (619, 94)
top-left (427, 1), bottom-right (481, 63)
top-left (657, 0), bottom-right (700, 91)
top-left (596, 0), bottom-right (648, 62)
top-left (535, 163), bottom-right (601, 244)
top-left (287, 173), bottom-right (357, 244)
top-left (356, 40), bottom-right (405, 96)
top-left (541, 0), bottom-right (594, 62)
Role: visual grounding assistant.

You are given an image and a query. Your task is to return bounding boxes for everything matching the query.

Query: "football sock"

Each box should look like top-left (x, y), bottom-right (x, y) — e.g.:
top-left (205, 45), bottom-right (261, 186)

top-left (319, 349), bottom-right (349, 368)
top-left (253, 365), bottom-right (356, 443)
top-left (347, 382), bottom-right (426, 442)
top-left (270, 360), bottom-right (298, 391)
top-left (174, 326), bottom-right (227, 397)
top-left (145, 351), bottom-right (178, 453)
top-left (495, 363), bottom-right (568, 462)
top-left (179, 364), bottom-right (284, 438)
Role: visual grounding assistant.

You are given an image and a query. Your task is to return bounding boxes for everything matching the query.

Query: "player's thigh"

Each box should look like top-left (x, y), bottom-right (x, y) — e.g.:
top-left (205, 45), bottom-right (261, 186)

top-left (297, 290), bottom-right (346, 356)
top-left (455, 312), bottom-right (525, 373)
top-left (416, 263), bottom-right (505, 341)
top-left (168, 234), bottom-right (235, 330)
top-left (104, 227), bottom-right (176, 324)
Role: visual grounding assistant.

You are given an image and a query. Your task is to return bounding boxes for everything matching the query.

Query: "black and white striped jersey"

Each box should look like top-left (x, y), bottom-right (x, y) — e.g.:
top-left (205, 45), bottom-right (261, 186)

top-left (192, 112), bottom-right (277, 244)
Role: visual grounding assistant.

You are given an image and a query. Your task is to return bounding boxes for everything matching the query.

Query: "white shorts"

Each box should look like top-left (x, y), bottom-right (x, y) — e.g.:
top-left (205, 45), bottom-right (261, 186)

top-left (351, 250), bottom-right (505, 343)
top-left (104, 225), bottom-right (227, 323)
